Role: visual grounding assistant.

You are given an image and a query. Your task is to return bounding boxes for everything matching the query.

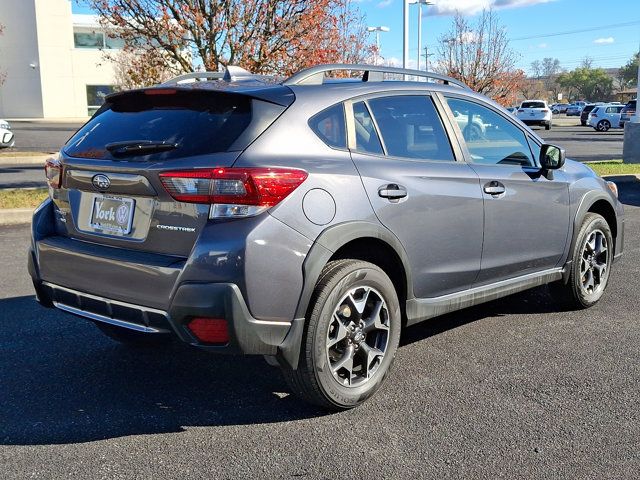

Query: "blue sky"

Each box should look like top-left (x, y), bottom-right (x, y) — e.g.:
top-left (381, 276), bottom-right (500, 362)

top-left (72, 0), bottom-right (640, 74)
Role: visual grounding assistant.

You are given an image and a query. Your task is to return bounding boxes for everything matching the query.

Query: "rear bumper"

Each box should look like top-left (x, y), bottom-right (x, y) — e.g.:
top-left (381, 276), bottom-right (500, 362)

top-left (28, 198), bottom-right (306, 363)
top-left (29, 265), bottom-right (293, 356)
top-left (521, 119), bottom-right (551, 126)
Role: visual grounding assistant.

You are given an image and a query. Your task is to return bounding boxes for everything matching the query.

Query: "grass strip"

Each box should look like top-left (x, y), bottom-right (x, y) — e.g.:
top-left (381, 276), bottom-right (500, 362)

top-left (0, 188), bottom-right (48, 209)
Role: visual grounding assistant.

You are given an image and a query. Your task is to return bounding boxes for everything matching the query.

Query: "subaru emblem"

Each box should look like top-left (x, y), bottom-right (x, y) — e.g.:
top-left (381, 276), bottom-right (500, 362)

top-left (92, 174), bottom-right (111, 190)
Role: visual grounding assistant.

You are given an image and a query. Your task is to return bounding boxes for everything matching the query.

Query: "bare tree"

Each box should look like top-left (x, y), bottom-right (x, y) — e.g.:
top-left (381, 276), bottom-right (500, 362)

top-left (87, 0), bottom-right (374, 86)
top-left (436, 10), bottom-right (524, 105)
top-left (530, 60), bottom-right (542, 79)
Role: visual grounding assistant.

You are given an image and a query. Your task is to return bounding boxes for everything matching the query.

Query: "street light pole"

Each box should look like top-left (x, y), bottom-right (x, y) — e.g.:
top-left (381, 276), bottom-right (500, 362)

top-left (417, 2), bottom-right (422, 70)
top-left (403, 0), bottom-right (409, 69)
top-left (367, 26), bottom-right (390, 65)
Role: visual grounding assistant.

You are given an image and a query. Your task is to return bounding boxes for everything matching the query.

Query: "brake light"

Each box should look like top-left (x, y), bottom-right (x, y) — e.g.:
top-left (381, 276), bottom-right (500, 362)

top-left (590, 113), bottom-right (597, 117)
top-left (187, 317), bottom-right (229, 344)
top-left (542, 109), bottom-right (549, 113)
top-left (159, 167), bottom-right (308, 218)
top-left (44, 157), bottom-right (63, 189)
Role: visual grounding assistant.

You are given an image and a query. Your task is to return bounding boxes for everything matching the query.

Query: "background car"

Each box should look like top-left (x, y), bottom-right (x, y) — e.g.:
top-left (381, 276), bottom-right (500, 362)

top-left (580, 104), bottom-right (596, 126)
top-left (619, 99), bottom-right (637, 128)
top-left (516, 100), bottom-right (552, 130)
top-left (588, 104), bottom-right (625, 131)
top-left (566, 102), bottom-right (585, 116)
top-left (0, 119), bottom-right (14, 148)
top-left (551, 103), bottom-right (569, 114)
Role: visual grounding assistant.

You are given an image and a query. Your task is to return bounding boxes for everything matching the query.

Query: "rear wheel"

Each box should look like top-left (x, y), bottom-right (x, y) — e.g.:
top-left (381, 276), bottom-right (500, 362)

top-left (94, 322), bottom-right (173, 347)
top-left (282, 260), bottom-right (401, 410)
top-left (545, 122), bottom-right (551, 130)
top-left (550, 213), bottom-right (613, 309)
top-left (596, 120), bottom-right (611, 132)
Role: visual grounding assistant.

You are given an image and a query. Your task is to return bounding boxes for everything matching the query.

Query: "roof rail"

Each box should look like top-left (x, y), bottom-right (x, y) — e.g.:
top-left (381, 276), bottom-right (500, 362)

top-left (282, 64), bottom-right (469, 89)
top-left (160, 65), bottom-right (255, 86)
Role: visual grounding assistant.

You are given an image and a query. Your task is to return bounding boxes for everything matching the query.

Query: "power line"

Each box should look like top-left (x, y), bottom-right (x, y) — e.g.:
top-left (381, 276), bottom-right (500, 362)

top-left (511, 20), bottom-right (640, 41)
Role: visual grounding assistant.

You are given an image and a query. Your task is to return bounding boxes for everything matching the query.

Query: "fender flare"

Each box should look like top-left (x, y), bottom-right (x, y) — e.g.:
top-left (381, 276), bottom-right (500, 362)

top-left (278, 221), bottom-right (413, 369)
top-left (562, 190), bottom-right (619, 281)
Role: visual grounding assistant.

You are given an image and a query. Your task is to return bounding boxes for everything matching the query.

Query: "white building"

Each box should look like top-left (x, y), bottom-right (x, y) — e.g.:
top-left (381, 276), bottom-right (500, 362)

top-left (0, 0), bottom-right (119, 119)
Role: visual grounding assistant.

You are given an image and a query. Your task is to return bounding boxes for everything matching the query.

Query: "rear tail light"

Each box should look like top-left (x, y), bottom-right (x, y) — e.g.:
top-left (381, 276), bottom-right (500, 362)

top-left (159, 167), bottom-right (308, 218)
top-left (542, 109), bottom-right (549, 113)
top-left (44, 157), bottom-right (63, 189)
top-left (590, 113), bottom-right (597, 117)
top-left (187, 317), bottom-right (229, 344)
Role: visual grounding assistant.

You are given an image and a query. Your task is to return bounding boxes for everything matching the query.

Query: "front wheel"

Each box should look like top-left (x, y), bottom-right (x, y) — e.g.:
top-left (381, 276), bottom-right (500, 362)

top-left (282, 260), bottom-right (401, 410)
top-left (550, 213), bottom-right (613, 309)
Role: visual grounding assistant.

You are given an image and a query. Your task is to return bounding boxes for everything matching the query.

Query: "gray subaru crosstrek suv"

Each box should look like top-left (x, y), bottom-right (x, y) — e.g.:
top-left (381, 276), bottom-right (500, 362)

top-left (29, 64), bottom-right (624, 409)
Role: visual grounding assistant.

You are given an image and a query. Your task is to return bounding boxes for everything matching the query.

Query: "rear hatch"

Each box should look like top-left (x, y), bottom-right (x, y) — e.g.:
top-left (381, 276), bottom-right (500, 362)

top-left (517, 101), bottom-right (549, 120)
top-left (48, 86), bottom-right (292, 257)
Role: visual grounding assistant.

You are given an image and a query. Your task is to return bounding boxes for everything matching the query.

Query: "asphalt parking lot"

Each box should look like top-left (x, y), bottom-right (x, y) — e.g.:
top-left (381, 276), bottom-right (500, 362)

top-left (1, 182), bottom-right (639, 479)
top-left (536, 118), bottom-right (624, 162)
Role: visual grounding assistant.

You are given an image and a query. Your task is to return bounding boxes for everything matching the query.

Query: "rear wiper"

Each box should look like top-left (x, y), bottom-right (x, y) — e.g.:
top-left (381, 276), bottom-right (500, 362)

top-left (105, 140), bottom-right (179, 156)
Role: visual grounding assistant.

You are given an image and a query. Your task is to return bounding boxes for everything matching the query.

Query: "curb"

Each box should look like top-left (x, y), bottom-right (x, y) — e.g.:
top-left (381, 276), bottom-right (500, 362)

top-left (0, 155), bottom-right (50, 166)
top-left (0, 208), bottom-right (33, 225)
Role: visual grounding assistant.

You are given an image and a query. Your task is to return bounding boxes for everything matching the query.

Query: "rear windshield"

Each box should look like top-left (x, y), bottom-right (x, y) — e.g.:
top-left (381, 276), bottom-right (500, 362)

top-left (624, 100), bottom-right (637, 110)
top-left (65, 90), bottom-right (252, 160)
top-left (521, 102), bottom-right (546, 109)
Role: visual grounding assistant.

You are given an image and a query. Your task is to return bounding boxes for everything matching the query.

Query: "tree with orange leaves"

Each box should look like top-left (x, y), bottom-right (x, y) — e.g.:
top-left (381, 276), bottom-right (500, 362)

top-left (87, 0), bottom-right (374, 87)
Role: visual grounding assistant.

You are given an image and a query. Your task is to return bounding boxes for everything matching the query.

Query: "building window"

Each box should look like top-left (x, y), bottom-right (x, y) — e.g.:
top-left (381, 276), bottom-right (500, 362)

top-left (87, 85), bottom-right (117, 116)
top-left (74, 30), bottom-right (105, 48)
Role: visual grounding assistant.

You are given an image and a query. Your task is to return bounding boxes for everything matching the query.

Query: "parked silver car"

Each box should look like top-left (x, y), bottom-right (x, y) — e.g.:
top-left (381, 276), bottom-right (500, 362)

top-left (0, 119), bottom-right (14, 148)
top-left (29, 64), bottom-right (624, 409)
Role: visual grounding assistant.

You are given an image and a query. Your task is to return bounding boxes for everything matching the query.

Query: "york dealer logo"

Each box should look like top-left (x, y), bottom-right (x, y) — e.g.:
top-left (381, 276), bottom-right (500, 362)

top-left (94, 201), bottom-right (129, 226)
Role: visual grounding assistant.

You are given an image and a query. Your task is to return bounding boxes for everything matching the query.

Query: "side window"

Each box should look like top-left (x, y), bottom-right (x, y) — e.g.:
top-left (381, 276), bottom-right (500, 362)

top-left (352, 101), bottom-right (384, 155)
top-left (606, 107), bottom-right (614, 114)
top-left (366, 95), bottom-right (455, 161)
top-left (445, 97), bottom-right (534, 167)
top-left (309, 103), bottom-right (346, 149)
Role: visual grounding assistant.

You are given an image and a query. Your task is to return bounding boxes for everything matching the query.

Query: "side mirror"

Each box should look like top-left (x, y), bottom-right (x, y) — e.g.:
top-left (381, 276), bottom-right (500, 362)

top-left (540, 144), bottom-right (565, 170)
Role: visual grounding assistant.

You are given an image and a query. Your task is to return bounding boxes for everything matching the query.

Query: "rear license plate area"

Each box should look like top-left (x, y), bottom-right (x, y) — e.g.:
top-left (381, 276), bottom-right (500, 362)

top-left (89, 194), bottom-right (135, 236)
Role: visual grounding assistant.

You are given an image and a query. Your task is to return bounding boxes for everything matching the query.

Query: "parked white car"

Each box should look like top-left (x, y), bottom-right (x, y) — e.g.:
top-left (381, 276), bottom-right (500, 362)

top-left (516, 100), bottom-right (552, 130)
top-left (588, 104), bottom-right (624, 132)
top-left (0, 119), bottom-right (14, 148)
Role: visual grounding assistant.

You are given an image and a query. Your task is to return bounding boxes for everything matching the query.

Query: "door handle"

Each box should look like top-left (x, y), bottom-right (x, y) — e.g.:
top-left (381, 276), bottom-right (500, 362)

top-left (378, 184), bottom-right (407, 200)
top-left (483, 181), bottom-right (506, 196)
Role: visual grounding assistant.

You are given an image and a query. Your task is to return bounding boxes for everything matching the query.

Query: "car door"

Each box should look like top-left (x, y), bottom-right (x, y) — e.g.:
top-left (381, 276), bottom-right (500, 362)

top-left (440, 94), bottom-right (571, 286)
top-left (347, 93), bottom-right (484, 298)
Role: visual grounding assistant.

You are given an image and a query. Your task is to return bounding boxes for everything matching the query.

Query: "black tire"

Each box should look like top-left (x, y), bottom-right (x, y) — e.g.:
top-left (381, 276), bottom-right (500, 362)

top-left (597, 120), bottom-right (610, 132)
top-left (545, 123), bottom-right (551, 130)
top-left (94, 322), bottom-right (173, 347)
top-left (282, 259), bottom-right (401, 410)
top-left (550, 213), bottom-right (613, 309)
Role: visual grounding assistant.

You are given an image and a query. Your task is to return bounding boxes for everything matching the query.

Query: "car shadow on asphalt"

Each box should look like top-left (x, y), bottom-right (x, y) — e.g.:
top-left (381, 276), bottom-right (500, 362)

top-left (0, 295), bottom-right (326, 446)
top-left (619, 181), bottom-right (640, 207)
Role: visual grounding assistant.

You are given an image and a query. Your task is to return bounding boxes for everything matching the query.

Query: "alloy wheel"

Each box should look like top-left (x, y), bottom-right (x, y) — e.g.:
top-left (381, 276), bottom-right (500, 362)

top-left (580, 229), bottom-right (609, 295)
top-left (325, 286), bottom-right (390, 387)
